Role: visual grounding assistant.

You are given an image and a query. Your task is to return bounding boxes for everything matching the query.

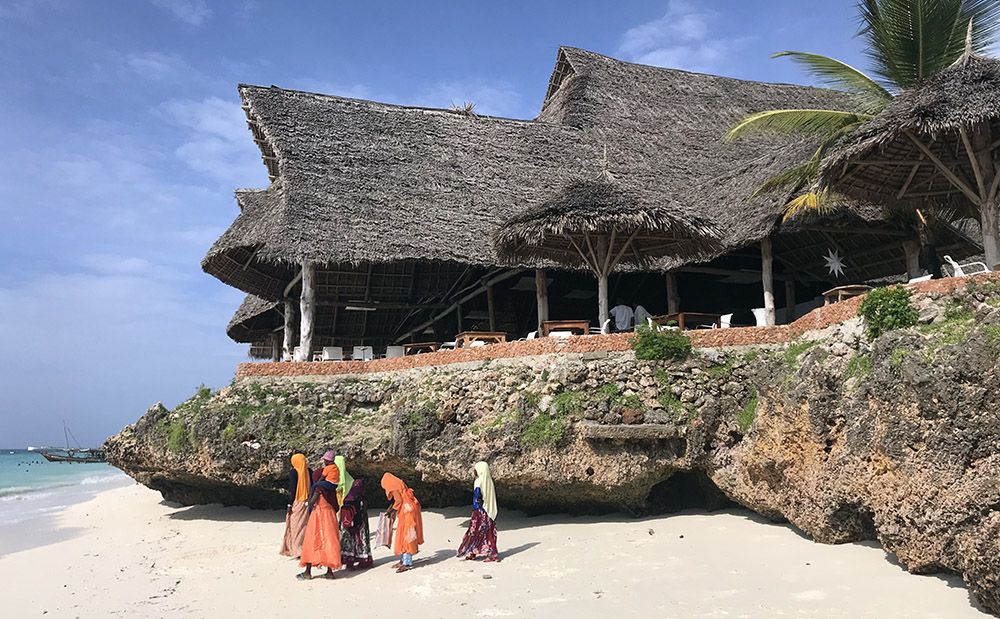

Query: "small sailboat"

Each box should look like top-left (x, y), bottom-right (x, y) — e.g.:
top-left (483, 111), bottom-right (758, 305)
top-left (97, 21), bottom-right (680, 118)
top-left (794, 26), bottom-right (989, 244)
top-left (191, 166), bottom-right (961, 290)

top-left (40, 423), bottom-right (105, 463)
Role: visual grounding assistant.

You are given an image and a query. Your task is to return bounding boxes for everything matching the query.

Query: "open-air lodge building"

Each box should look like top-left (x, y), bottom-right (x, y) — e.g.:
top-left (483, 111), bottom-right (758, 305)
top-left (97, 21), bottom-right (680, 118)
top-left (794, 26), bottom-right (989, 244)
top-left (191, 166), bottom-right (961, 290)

top-left (207, 47), bottom-right (982, 361)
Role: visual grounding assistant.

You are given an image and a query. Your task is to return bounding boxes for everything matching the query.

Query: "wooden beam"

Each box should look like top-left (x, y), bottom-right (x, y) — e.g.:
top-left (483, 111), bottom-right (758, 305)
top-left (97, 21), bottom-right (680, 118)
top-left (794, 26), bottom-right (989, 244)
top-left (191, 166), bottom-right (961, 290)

top-left (905, 130), bottom-right (982, 205)
top-left (897, 157), bottom-right (924, 199)
top-left (960, 125), bottom-right (989, 198)
top-left (282, 299), bottom-right (297, 361)
top-left (665, 271), bottom-right (680, 314)
top-left (297, 262), bottom-right (316, 361)
top-left (535, 268), bottom-right (549, 333)
top-left (903, 239), bottom-right (922, 279)
top-left (797, 225), bottom-right (908, 238)
top-left (486, 284), bottom-right (497, 331)
top-left (761, 237), bottom-right (775, 326)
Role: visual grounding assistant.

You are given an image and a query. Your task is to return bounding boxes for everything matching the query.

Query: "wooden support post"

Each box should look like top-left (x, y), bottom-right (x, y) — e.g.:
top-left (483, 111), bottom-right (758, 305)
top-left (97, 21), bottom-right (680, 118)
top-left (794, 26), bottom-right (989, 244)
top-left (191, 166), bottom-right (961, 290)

top-left (784, 274), bottom-right (797, 323)
top-left (282, 299), bottom-right (297, 361)
top-left (270, 333), bottom-right (281, 362)
top-left (456, 303), bottom-right (464, 333)
top-left (486, 284), bottom-right (496, 331)
top-left (598, 272), bottom-right (609, 328)
top-left (761, 237), bottom-right (775, 327)
top-left (902, 239), bottom-right (922, 279)
top-left (665, 271), bottom-right (680, 314)
top-left (297, 262), bottom-right (315, 362)
top-left (535, 269), bottom-right (549, 332)
top-left (971, 122), bottom-right (1000, 269)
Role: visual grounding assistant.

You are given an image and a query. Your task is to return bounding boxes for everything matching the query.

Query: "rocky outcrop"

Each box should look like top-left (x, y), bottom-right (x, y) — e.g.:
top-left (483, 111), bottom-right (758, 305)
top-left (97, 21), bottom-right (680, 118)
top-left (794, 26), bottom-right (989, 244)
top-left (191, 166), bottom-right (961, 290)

top-left (107, 280), bottom-right (1000, 613)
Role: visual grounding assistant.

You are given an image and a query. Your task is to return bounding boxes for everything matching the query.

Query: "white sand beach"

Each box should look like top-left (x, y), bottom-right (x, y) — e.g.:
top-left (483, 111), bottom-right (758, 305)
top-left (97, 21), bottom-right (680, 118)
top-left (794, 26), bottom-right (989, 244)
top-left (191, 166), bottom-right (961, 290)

top-left (0, 483), bottom-right (984, 618)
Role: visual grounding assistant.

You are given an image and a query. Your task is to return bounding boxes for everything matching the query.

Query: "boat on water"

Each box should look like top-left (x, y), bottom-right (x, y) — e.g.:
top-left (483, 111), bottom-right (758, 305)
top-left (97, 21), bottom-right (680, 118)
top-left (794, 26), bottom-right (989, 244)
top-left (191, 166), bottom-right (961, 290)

top-left (40, 423), bottom-right (106, 463)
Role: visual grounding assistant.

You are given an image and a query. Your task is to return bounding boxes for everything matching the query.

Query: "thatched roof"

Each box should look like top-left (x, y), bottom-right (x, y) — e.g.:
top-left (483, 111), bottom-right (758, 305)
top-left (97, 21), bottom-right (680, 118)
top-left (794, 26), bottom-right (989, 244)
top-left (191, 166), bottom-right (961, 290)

top-left (494, 178), bottom-right (721, 268)
top-left (227, 294), bottom-right (281, 343)
top-left (204, 46), bottom-right (872, 300)
top-left (820, 53), bottom-right (1000, 210)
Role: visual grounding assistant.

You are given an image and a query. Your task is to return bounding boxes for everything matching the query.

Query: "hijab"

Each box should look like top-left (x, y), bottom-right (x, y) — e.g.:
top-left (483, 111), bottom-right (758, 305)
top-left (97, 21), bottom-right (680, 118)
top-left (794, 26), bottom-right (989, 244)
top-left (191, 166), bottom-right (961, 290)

top-left (321, 464), bottom-right (340, 484)
top-left (474, 461), bottom-right (498, 520)
top-left (344, 479), bottom-right (365, 505)
top-left (334, 455), bottom-right (354, 505)
top-left (290, 453), bottom-right (310, 503)
top-left (380, 472), bottom-right (408, 505)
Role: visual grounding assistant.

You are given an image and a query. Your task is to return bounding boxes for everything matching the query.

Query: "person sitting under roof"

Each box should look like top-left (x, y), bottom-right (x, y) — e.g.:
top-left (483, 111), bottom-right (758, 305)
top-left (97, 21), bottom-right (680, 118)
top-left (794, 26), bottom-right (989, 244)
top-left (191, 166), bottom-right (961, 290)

top-left (610, 299), bottom-right (634, 333)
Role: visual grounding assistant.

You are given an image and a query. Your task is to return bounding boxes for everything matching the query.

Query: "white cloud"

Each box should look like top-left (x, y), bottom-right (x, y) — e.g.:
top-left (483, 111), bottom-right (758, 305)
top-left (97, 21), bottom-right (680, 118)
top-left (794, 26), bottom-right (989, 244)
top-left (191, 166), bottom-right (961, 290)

top-left (126, 51), bottom-right (188, 79)
top-left (158, 97), bottom-right (264, 186)
top-left (149, 0), bottom-right (211, 27)
top-left (618, 1), bottom-right (743, 74)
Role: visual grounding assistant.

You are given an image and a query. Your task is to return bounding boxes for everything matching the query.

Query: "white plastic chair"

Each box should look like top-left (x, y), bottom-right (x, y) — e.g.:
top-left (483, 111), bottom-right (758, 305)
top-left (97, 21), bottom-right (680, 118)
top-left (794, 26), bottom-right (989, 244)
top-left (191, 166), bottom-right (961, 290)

top-left (321, 346), bottom-right (343, 361)
top-left (719, 313), bottom-right (733, 329)
top-left (751, 308), bottom-right (768, 328)
top-left (907, 274), bottom-right (932, 284)
top-left (469, 340), bottom-right (487, 348)
top-left (292, 346), bottom-right (302, 361)
top-left (385, 345), bottom-right (404, 359)
top-left (352, 346), bottom-right (373, 361)
top-left (550, 330), bottom-right (574, 338)
top-left (526, 331), bottom-right (538, 340)
top-left (600, 319), bottom-right (611, 335)
top-left (943, 255), bottom-right (990, 277)
top-left (440, 341), bottom-right (457, 350)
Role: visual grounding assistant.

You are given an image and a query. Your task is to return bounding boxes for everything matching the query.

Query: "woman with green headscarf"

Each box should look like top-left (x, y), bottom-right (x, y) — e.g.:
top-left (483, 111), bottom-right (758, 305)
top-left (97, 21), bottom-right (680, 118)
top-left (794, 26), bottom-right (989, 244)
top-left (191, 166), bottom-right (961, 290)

top-left (457, 461), bottom-right (500, 562)
top-left (334, 455), bottom-right (353, 507)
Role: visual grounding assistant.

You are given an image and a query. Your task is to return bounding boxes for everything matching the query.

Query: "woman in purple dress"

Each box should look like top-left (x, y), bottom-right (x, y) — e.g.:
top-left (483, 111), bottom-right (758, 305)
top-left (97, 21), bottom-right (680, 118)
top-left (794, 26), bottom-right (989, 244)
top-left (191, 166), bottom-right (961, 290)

top-left (457, 461), bottom-right (500, 562)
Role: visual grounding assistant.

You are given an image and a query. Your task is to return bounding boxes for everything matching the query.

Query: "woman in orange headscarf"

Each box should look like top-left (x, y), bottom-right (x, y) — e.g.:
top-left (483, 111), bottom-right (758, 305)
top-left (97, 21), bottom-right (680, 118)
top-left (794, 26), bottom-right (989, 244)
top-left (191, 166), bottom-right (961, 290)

top-left (279, 453), bottom-right (311, 558)
top-left (380, 473), bottom-right (423, 573)
top-left (298, 463), bottom-right (342, 580)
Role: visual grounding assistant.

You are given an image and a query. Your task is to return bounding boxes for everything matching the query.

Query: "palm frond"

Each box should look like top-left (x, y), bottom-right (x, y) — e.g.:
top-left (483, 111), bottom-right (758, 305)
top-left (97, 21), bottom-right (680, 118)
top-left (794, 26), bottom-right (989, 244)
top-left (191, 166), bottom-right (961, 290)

top-left (771, 51), bottom-right (893, 112)
top-left (751, 161), bottom-right (818, 198)
top-left (725, 109), bottom-right (871, 141)
top-left (858, 0), bottom-right (1000, 88)
top-left (782, 189), bottom-right (836, 222)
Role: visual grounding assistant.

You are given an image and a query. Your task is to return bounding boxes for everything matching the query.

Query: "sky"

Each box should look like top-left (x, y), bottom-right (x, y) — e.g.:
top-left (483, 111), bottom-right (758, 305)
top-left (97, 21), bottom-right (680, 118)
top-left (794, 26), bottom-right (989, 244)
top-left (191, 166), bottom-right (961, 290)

top-left (0, 0), bottom-right (871, 447)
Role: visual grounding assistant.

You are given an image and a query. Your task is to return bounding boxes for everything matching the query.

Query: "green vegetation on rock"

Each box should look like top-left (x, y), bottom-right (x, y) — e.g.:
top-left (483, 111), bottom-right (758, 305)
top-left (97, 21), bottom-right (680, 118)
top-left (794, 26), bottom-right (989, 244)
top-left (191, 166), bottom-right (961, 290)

top-left (784, 338), bottom-right (819, 368)
top-left (858, 286), bottom-right (918, 340)
top-left (631, 325), bottom-right (692, 360)
top-left (737, 391), bottom-right (758, 433)
top-left (521, 409), bottom-right (568, 449)
top-left (845, 353), bottom-right (872, 380)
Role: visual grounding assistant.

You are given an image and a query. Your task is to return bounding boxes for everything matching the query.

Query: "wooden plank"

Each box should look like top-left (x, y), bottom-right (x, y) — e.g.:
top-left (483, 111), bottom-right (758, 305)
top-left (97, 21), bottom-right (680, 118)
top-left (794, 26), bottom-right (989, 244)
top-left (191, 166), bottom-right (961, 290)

top-left (297, 263), bottom-right (315, 361)
top-left (761, 237), bottom-right (775, 326)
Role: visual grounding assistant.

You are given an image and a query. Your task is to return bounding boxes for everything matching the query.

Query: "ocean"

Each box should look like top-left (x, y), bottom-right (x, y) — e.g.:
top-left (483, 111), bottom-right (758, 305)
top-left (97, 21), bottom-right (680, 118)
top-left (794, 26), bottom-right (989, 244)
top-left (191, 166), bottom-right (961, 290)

top-left (0, 449), bottom-right (130, 529)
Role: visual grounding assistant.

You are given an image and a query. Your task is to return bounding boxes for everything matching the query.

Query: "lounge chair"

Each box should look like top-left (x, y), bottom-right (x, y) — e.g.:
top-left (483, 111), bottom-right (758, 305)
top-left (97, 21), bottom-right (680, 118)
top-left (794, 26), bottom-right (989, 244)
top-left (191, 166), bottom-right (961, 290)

top-left (440, 341), bottom-right (457, 350)
top-left (907, 274), bottom-right (932, 284)
top-left (385, 345), bottom-right (405, 359)
top-left (322, 346), bottom-right (344, 361)
top-left (699, 313), bottom-right (734, 329)
top-left (469, 340), bottom-right (487, 347)
top-left (352, 346), bottom-right (373, 361)
top-left (943, 255), bottom-right (990, 277)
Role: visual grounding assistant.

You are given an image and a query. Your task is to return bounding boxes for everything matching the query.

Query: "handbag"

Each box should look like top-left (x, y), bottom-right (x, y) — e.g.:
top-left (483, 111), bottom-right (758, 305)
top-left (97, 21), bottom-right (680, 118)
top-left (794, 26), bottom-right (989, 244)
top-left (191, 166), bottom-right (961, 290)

top-left (374, 511), bottom-right (393, 548)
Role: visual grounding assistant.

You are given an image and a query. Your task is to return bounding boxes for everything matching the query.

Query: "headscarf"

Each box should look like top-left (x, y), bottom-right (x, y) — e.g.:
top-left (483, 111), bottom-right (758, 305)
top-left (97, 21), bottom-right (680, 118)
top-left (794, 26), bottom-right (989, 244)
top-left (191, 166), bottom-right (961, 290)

top-left (380, 472), bottom-right (408, 505)
top-left (290, 453), bottom-right (310, 503)
top-left (380, 473), bottom-right (423, 547)
top-left (321, 450), bottom-right (335, 463)
top-left (321, 464), bottom-right (340, 484)
top-left (334, 455), bottom-right (354, 506)
top-left (474, 461), bottom-right (498, 520)
top-left (344, 479), bottom-right (365, 504)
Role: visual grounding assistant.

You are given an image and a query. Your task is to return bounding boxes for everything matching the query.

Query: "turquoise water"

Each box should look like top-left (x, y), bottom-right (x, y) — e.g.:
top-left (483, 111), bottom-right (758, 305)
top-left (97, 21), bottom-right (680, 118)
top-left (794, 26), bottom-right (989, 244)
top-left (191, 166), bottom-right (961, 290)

top-left (0, 449), bottom-right (128, 526)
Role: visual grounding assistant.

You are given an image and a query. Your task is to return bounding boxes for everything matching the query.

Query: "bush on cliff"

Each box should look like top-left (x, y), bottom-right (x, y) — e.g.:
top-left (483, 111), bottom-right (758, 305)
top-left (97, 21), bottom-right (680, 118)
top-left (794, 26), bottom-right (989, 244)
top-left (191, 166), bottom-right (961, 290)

top-left (631, 324), bottom-right (692, 360)
top-left (858, 286), bottom-right (918, 340)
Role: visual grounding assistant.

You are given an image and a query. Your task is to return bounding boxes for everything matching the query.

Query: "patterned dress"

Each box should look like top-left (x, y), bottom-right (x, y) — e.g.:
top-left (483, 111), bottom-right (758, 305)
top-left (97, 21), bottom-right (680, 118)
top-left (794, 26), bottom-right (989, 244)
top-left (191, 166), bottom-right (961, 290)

top-left (339, 480), bottom-right (373, 569)
top-left (457, 486), bottom-right (499, 560)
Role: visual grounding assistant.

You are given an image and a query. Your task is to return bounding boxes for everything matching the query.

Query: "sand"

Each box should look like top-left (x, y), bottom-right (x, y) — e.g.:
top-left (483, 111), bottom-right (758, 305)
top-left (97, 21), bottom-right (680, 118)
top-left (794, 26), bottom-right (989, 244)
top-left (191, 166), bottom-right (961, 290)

top-left (0, 483), bottom-right (985, 618)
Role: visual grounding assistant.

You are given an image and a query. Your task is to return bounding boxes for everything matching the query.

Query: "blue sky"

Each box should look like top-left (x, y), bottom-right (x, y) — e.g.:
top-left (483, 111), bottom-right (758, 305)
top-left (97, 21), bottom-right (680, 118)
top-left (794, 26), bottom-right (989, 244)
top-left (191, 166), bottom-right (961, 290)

top-left (0, 0), bottom-right (869, 447)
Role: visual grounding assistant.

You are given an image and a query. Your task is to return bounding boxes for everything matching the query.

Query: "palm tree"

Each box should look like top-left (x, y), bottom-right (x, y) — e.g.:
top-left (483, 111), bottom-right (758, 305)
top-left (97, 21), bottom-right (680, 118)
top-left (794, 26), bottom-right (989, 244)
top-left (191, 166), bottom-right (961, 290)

top-left (726, 0), bottom-right (1000, 225)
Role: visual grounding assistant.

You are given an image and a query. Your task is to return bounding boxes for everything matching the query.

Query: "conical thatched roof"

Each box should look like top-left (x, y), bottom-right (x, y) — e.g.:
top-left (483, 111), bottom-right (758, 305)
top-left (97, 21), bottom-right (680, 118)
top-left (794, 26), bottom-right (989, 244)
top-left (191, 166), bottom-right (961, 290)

top-left (494, 179), bottom-right (721, 268)
top-left (203, 46), bottom-right (867, 301)
top-left (227, 294), bottom-right (281, 343)
top-left (820, 53), bottom-right (1000, 210)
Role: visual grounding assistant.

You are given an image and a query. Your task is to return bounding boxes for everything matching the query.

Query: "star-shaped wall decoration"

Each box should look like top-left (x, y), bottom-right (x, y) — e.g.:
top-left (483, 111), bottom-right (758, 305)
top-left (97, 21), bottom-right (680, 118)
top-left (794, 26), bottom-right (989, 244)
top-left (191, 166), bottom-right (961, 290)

top-left (824, 248), bottom-right (846, 278)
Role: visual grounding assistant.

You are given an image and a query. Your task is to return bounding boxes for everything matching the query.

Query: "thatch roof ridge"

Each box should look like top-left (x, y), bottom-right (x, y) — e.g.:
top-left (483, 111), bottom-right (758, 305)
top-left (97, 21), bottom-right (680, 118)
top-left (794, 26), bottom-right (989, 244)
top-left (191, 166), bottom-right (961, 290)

top-left (227, 294), bottom-right (280, 343)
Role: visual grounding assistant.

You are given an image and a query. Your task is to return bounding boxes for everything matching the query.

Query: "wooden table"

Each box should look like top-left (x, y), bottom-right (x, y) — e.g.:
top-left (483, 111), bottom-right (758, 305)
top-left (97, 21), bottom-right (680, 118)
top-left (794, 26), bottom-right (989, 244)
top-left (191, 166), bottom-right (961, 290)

top-left (454, 331), bottom-right (507, 347)
top-left (541, 320), bottom-right (590, 337)
top-left (652, 312), bottom-right (723, 331)
top-left (403, 342), bottom-right (439, 355)
top-left (823, 285), bottom-right (872, 306)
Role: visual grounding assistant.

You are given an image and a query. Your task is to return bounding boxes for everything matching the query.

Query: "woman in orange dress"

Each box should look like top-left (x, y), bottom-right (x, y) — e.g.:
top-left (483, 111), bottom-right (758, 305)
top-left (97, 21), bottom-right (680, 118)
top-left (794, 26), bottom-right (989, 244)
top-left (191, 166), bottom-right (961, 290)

top-left (279, 453), bottom-right (311, 558)
top-left (380, 473), bottom-right (423, 573)
top-left (298, 464), bottom-right (342, 580)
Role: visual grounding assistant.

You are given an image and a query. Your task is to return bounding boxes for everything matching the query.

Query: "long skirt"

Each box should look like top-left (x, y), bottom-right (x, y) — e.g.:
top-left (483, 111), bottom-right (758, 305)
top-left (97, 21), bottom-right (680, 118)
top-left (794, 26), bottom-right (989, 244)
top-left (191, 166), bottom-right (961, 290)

top-left (299, 496), bottom-right (343, 569)
top-left (340, 515), bottom-right (373, 569)
top-left (280, 501), bottom-right (309, 557)
top-left (457, 509), bottom-right (499, 560)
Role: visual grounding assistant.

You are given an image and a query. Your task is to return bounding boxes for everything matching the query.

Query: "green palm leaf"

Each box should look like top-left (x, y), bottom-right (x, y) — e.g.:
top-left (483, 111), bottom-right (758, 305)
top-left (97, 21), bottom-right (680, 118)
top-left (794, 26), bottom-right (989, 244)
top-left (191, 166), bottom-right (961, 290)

top-left (859, 0), bottom-right (1000, 88)
top-left (725, 109), bottom-right (871, 141)
top-left (771, 51), bottom-right (892, 112)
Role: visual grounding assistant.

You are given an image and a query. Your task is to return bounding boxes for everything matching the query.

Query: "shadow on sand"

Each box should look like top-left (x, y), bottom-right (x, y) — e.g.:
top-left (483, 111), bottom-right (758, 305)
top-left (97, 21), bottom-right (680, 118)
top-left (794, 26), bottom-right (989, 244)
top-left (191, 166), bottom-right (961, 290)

top-left (164, 501), bottom-right (285, 524)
